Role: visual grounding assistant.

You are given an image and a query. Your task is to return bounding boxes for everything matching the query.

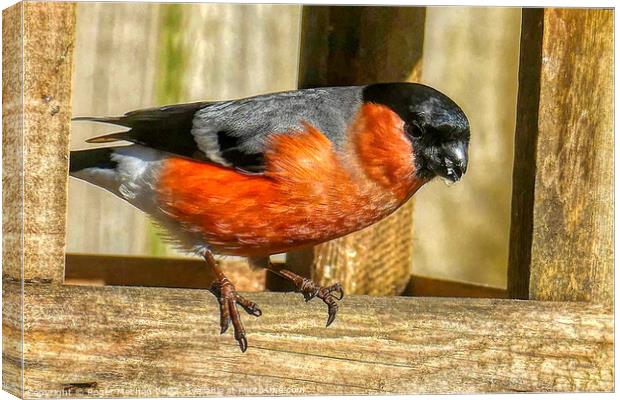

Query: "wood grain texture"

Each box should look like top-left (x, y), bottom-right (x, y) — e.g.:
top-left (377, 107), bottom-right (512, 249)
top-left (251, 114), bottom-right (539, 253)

top-left (2, 3), bottom-right (24, 396)
top-left (508, 9), bottom-right (613, 306)
top-left (291, 6), bottom-right (425, 296)
top-left (2, 4), bottom-right (76, 395)
top-left (4, 281), bottom-right (612, 396)
top-left (21, 1), bottom-right (76, 283)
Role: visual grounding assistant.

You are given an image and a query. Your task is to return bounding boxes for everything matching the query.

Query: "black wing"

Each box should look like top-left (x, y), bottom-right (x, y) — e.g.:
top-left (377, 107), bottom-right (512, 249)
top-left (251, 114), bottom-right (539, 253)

top-left (73, 86), bottom-right (363, 174)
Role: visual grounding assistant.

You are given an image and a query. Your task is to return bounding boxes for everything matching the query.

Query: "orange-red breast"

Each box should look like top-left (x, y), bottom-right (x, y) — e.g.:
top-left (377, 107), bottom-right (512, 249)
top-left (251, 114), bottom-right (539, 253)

top-left (71, 82), bottom-right (470, 352)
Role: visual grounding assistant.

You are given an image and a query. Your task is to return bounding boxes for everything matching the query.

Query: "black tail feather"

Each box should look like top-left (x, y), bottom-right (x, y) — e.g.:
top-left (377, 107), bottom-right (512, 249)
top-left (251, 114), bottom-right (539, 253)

top-left (71, 102), bottom-right (210, 156)
top-left (69, 148), bottom-right (118, 173)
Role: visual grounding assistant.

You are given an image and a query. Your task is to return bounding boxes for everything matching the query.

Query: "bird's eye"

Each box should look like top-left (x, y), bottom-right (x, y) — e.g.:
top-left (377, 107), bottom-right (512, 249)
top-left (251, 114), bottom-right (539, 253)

top-left (405, 121), bottom-right (423, 138)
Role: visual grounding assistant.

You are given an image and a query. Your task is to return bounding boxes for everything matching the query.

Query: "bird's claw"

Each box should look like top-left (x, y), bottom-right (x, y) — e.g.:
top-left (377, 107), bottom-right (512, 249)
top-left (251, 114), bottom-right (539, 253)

top-left (236, 334), bottom-right (248, 353)
top-left (292, 277), bottom-right (344, 327)
top-left (326, 303), bottom-right (338, 327)
top-left (317, 283), bottom-right (343, 327)
top-left (209, 279), bottom-right (261, 352)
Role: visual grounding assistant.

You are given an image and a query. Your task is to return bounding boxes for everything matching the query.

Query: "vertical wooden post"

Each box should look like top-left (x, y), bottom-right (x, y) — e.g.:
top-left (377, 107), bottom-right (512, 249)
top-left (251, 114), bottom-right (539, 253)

top-left (23, 2), bottom-right (76, 284)
top-left (508, 9), bottom-right (613, 306)
top-left (281, 6), bottom-right (426, 295)
top-left (297, 6), bottom-right (425, 88)
top-left (2, 2), bottom-right (77, 396)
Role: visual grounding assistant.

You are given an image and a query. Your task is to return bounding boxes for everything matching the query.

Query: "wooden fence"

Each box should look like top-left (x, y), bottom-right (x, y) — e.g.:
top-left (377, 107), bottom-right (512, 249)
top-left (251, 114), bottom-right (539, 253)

top-left (2, 3), bottom-right (613, 396)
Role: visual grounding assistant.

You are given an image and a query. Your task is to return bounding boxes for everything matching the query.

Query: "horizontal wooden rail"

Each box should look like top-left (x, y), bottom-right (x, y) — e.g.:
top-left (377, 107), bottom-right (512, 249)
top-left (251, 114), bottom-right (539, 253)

top-left (4, 281), bottom-right (612, 396)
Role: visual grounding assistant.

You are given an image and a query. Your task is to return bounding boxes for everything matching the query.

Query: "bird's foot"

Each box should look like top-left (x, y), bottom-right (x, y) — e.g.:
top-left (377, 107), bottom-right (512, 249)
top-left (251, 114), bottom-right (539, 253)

top-left (274, 268), bottom-right (344, 327)
top-left (209, 277), bottom-right (262, 352)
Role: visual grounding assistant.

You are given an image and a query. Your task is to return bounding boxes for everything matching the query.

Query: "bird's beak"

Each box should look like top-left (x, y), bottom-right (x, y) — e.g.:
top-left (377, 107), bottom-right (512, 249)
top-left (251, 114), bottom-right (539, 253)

top-left (433, 141), bottom-right (469, 183)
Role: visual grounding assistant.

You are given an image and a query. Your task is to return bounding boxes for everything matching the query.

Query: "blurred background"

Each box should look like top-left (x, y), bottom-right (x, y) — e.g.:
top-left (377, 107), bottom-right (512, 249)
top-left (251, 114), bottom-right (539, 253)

top-left (67, 3), bottom-right (520, 290)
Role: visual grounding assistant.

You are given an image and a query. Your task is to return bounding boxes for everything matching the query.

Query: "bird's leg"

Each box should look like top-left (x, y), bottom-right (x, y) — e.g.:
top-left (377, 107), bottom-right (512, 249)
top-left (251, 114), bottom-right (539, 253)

top-left (265, 262), bottom-right (344, 327)
top-left (204, 252), bottom-right (261, 352)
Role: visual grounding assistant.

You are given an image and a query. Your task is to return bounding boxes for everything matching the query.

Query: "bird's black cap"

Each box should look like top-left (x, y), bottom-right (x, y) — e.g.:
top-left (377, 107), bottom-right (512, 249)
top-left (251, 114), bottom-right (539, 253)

top-left (362, 82), bottom-right (470, 182)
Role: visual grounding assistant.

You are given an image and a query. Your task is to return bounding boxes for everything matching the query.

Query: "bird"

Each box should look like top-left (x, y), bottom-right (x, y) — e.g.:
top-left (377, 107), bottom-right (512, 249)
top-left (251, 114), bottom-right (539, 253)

top-left (70, 82), bottom-right (470, 352)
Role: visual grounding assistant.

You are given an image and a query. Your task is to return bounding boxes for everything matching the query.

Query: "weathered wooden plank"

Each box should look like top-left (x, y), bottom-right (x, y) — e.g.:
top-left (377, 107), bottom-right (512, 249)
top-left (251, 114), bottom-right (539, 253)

top-left (4, 282), bottom-right (613, 396)
top-left (21, 1), bottom-right (76, 283)
top-left (290, 6), bottom-right (426, 296)
top-left (508, 9), bottom-right (613, 306)
top-left (2, 3), bottom-right (25, 397)
top-left (2, 4), bottom-right (76, 395)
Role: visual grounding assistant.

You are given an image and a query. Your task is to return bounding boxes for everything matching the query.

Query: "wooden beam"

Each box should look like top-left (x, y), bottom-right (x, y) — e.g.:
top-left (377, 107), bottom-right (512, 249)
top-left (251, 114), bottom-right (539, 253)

top-left (298, 6), bottom-right (425, 88)
top-left (508, 9), bottom-right (613, 305)
top-left (1, 2), bottom-right (77, 284)
top-left (287, 5), bottom-right (426, 296)
top-left (4, 281), bottom-right (612, 396)
top-left (3, 2), bottom-right (76, 397)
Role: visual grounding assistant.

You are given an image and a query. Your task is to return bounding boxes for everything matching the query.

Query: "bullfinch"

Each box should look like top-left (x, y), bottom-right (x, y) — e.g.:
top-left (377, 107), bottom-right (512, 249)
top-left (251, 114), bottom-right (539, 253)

top-left (70, 82), bottom-right (470, 352)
